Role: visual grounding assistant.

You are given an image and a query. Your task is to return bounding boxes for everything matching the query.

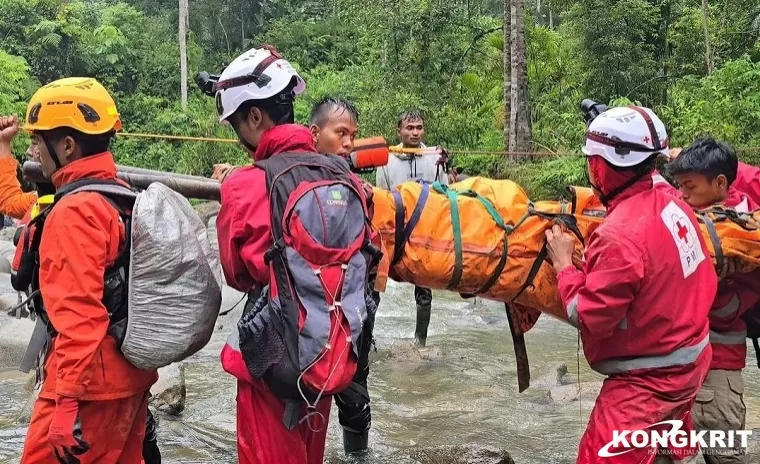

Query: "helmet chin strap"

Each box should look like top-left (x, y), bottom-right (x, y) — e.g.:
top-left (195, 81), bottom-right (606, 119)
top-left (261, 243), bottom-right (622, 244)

top-left (585, 159), bottom-right (650, 206)
top-left (40, 134), bottom-right (62, 171)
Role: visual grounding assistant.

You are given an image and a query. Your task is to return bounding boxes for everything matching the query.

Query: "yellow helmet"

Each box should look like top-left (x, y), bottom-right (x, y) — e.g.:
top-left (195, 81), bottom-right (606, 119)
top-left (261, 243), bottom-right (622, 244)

top-left (25, 77), bottom-right (122, 135)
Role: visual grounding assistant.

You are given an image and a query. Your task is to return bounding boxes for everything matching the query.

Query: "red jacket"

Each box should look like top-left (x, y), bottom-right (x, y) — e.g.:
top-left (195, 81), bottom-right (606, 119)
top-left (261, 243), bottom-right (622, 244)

top-left (733, 161), bottom-right (760, 207)
top-left (0, 156), bottom-right (37, 220)
top-left (216, 125), bottom-right (318, 293)
top-left (38, 152), bottom-right (157, 400)
top-left (558, 160), bottom-right (716, 375)
top-left (653, 171), bottom-right (760, 370)
top-left (217, 124), bottom-right (330, 384)
top-left (703, 191), bottom-right (759, 370)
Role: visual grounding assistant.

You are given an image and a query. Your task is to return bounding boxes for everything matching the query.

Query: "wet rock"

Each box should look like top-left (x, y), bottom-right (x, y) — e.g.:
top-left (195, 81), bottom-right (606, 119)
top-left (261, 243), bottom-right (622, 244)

top-left (151, 363), bottom-right (186, 415)
top-left (0, 239), bottom-right (16, 264)
top-left (0, 225), bottom-right (17, 242)
top-left (407, 444), bottom-right (514, 464)
top-left (193, 201), bottom-right (221, 227)
top-left (0, 316), bottom-right (35, 368)
top-left (387, 341), bottom-right (444, 362)
top-left (531, 362), bottom-right (573, 389)
top-left (548, 381), bottom-right (602, 405)
top-left (16, 388), bottom-right (39, 425)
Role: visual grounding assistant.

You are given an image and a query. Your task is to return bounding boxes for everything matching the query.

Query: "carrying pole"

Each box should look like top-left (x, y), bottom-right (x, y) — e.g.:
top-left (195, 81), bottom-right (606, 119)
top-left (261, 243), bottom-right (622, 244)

top-left (22, 161), bottom-right (222, 202)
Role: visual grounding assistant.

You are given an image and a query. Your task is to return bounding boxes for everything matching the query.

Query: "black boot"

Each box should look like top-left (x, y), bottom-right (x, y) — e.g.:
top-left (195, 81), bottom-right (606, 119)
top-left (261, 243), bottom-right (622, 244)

top-left (343, 428), bottom-right (369, 455)
top-left (414, 304), bottom-right (432, 347)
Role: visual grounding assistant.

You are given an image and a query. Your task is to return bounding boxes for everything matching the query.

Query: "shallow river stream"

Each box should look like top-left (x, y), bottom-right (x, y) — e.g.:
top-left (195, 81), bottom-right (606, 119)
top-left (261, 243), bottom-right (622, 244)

top-left (3, 225), bottom-right (760, 463)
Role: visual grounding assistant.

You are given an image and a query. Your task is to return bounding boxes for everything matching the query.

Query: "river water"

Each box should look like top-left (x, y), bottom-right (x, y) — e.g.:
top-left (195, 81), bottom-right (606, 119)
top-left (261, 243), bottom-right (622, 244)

top-left (3, 238), bottom-right (760, 463)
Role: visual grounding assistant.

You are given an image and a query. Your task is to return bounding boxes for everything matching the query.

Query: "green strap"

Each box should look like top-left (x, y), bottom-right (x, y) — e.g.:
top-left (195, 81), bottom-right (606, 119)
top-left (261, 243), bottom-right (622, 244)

top-left (433, 182), bottom-right (512, 291)
top-left (446, 188), bottom-right (464, 290)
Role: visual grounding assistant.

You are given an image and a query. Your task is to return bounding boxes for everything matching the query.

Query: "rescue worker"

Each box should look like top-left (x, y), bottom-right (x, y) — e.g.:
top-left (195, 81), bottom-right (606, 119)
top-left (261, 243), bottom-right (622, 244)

top-left (18, 77), bottom-right (158, 464)
top-left (0, 115), bottom-right (41, 219)
top-left (664, 137), bottom-right (760, 463)
top-left (215, 47), bottom-right (377, 464)
top-left (308, 96), bottom-right (375, 455)
top-left (375, 110), bottom-right (448, 347)
top-left (0, 112), bottom-right (162, 463)
top-left (545, 106), bottom-right (717, 463)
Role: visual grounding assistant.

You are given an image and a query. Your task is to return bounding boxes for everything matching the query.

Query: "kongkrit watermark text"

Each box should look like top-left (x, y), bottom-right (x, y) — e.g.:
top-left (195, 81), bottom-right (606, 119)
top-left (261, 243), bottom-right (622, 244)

top-left (598, 420), bottom-right (752, 458)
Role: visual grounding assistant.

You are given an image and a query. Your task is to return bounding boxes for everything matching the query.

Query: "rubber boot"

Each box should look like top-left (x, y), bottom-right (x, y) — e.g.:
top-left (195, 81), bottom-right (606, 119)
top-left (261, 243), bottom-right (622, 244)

top-left (414, 304), bottom-right (432, 347)
top-left (343, 428), bottom-right (369, 455)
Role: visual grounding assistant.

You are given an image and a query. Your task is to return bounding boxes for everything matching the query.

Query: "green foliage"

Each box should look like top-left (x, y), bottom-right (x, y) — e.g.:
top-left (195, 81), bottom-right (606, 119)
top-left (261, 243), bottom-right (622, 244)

top-left (0, 0), bottom-right (757, 201)
top-left (659, 57), bottom-right (760, 148)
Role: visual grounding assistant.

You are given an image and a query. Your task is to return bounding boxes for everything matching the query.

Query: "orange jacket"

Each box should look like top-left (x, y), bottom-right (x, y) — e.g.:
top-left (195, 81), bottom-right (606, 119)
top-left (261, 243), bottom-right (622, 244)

top-left (38, 152), bottom-right (157, 401)
top-left (0, 157), bottom-right (37, 219)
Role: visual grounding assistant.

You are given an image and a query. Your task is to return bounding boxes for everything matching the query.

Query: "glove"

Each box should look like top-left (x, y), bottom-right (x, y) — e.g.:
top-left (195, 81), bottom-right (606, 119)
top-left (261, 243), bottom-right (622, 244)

top-left (48, 397), bottom-right (90, 464)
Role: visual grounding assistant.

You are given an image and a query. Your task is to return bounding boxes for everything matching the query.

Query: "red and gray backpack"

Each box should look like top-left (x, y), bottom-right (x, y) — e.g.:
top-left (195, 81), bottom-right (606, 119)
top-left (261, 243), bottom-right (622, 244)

top-left (237, 152), bottom-right (381, 429)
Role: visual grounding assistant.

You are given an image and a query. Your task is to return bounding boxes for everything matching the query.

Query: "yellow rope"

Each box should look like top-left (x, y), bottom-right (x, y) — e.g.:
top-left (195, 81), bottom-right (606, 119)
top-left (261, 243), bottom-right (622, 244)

top-left (106, 131), bottom-right (760, 156)
top-left (120, 132), bottom-right (239, 143)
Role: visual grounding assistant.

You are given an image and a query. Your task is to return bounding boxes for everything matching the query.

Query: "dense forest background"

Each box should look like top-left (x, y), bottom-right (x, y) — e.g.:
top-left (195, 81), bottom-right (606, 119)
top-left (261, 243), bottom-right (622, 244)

top-left (1, 0), bottom-right (759, 198)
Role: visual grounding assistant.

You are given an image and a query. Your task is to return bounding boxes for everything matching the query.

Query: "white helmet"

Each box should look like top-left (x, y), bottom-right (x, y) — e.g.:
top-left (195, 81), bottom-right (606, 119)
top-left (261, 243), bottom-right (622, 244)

top-left (214, 46), bottom-right (306, 123)
top-left (582, 106), bottom-right (669, 168)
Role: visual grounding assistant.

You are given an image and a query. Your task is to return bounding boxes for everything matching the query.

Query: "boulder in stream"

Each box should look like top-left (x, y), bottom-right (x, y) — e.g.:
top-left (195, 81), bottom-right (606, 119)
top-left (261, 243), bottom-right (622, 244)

top-left (193, 201), bottom-right (221, 227)
top-left (531, 362), bottom-right (573, 389)
top-left (548, 381), bottom-right (603, 405)
top-left (387, 340), bottom-right (444, 362)
top-left (407, 444), bottom-right (514, 464)
top-left (150, 363), bottom-right (186, 416)
top-left (0, 316), bottom-right (35, 369)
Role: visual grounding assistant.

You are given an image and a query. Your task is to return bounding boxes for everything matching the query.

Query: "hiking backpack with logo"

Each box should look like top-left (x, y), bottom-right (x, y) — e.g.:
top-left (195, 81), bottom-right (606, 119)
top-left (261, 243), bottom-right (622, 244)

top-left (14, 179), bottom-right (223, 372)
top-left (237, 153), bottom-right (381, 429)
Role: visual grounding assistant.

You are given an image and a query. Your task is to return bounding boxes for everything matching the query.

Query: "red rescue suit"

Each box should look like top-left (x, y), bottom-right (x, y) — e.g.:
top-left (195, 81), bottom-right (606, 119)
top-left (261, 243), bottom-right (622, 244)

top-left (217, 124), bottom-right (334, 464)
top-left (20, 153), bottom-right (157, 464)
top-left (732, 162), bottom-right (760, 206)
top-left (652, 172), bottom-right (760, 370)
top-left (559, 157), bottom-right (717, 463)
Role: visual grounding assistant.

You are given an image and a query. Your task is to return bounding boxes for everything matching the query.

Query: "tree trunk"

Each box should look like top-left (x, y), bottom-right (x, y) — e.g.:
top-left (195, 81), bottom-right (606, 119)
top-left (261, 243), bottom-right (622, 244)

top-left (502, 0), bottom-right (511, 161)
top-left (701, 0), bottom-right (714, 74)
top-left (257, 0), bottom-right (267, 30)
top-left (179, 0), bottom-right (188, 110)
top-left (657, 0), bottom-right (671, 105)
top-left (548, 0), bottom-right (553, 29)
top-left (509, 0), bottom-right (532, 159)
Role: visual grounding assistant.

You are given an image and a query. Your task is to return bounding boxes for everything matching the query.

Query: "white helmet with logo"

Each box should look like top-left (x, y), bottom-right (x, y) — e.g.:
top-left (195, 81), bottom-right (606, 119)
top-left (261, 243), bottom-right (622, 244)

top-left (582, 106), bottom-right (669, 168)
top-left (214, 45), bottom-right (306, 123)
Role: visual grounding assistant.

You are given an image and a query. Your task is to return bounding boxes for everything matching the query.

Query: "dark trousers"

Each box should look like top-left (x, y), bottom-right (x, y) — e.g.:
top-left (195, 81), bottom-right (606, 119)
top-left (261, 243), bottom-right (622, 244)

top-left (143, 397), bottom-right (161, 464)
top-left (334, 291), bottom-right (380, 434)
top-left (414, 286), bottom-right (432, 307)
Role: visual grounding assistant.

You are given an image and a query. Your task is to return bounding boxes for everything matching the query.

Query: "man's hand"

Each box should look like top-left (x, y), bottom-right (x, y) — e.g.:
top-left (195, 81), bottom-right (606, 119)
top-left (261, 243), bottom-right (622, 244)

top-left (212, 163), bottom-right (239, 183)
top-left (358, 178), bottom-right (375, 218)
top-left (545, 224), bottom-right (576, 274)
top-left (0, 115), bottom-right (20, 159)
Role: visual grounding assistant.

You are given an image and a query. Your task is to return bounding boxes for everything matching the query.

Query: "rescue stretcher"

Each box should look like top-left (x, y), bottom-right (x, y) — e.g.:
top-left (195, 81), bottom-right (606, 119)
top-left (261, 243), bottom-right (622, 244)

top-left (370, 177), bottom-right (760, 388)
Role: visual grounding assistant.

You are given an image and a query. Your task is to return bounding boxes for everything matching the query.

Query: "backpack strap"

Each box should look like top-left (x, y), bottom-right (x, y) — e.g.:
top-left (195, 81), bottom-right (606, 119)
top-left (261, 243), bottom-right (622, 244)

top-left (54, 179), bottom-right (138, 344)
top-left (391, 182), bottom-right (430, 265)
top-left (55, 178), bottom-right (138, 212)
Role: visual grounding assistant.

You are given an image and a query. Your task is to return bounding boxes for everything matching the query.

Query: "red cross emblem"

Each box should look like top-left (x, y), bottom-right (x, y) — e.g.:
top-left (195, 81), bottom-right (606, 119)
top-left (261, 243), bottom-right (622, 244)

top-left (642, 136), bottom-right (651, 144)
top-left (676, 220), bottom-right (689, 244)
